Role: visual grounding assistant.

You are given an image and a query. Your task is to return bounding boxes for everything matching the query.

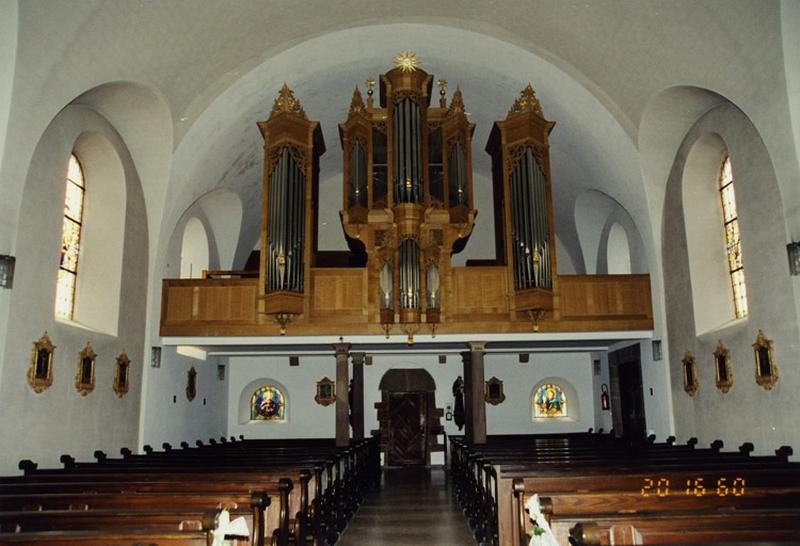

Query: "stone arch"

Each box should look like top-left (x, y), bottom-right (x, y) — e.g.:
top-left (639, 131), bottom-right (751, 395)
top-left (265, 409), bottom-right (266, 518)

top-left (375, 368), bottom-right (442, 467)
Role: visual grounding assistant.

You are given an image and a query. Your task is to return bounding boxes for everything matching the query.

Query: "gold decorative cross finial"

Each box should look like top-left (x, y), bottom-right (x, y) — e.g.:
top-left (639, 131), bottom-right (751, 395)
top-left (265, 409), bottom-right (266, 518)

top-left (508, 82), bottom-right (543, 117)
top-left (349, 86), bottom-right (366, 115)
top-left (270, 83), bottom-right (307, 119)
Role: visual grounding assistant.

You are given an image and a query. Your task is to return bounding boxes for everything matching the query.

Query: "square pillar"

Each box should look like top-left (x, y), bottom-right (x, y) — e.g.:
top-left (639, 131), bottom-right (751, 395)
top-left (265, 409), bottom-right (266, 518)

top-left (334, 342), bottom-right (351, 447)
top-left (462, 341), bottom-right (487, 444)
top-left (351, 352), bottom-right (365, 440)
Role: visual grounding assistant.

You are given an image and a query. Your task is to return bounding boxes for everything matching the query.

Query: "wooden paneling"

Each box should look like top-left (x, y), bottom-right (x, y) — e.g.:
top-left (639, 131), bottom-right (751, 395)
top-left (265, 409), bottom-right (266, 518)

top-left (159, 273), bottom-right (653, 336)
top-left (559, 274), bottom-right (652, 322)
top-left (160, 279), bottom-right (257, 326)
top-left (309, 268), bottom-right (367, 319)
top-left (451, 266), bottom-right (508, 315)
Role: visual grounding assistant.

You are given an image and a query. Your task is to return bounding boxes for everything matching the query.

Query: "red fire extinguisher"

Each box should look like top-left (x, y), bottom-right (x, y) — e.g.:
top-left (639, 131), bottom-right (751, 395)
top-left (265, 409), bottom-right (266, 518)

top-left (600, 384), bottom-right (610, 411)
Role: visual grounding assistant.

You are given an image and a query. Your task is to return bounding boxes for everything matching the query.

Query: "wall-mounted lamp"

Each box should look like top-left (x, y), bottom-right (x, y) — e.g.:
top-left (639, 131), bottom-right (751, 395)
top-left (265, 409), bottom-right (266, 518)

top-left (788, 242), bottom-right (800, 276)
top-left (0, 255), bottom-right (16, 289)
top-left (652, 340), bottom-right (663, 361)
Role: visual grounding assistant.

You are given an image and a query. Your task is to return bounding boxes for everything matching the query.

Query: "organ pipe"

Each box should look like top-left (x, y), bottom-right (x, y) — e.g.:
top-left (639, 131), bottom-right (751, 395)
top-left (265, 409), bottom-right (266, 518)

top-left (448, 141), bottom-right (467, 207)
top-left (510, 147), bottom-right (550, 290)
top-left (399, 238), bottom-right (420, 309)
top-left (266, 147), bottom-right (306, 292)
top-left (348, 142), bottom-right (368, 208)
top-left (393, 98), bottom-right (423, 204)
top-left (426, 262), bottom-right (440, 310)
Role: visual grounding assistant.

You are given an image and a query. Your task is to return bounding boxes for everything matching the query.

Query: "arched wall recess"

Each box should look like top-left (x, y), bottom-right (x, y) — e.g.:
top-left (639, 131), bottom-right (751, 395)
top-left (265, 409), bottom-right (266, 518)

top-left (181, 217), bottom-right (210, 279)
top-left (531, 377), bottom-right (579, 422)
top-left (606, 223), bottom-right (631, 274)
top-left (237, 377), bottom-right (289, 424)
top-left (681, 132), bottom-right (736, 335)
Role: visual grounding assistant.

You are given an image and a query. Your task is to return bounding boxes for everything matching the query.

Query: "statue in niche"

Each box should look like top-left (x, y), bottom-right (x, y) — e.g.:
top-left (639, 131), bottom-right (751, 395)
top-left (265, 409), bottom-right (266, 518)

top-left (452, 376), bottom-right (465, 431)
top-left (186, 366), bottom-right (197, 402)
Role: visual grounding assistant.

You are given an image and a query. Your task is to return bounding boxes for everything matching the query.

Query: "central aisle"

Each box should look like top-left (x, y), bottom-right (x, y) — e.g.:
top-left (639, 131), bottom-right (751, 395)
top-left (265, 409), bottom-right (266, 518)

top-left (338, 467), bottom-right (477, 545)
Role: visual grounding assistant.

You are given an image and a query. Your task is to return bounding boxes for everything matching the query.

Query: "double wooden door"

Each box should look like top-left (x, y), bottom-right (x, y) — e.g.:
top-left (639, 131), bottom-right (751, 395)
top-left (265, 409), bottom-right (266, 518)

top-left (387, 392), bottom-right (427, 466)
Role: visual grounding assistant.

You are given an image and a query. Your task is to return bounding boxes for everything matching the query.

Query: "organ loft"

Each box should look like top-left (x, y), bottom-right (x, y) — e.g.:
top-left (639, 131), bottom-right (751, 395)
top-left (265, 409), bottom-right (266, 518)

top-left (160, 54), bottom-right (653, 339)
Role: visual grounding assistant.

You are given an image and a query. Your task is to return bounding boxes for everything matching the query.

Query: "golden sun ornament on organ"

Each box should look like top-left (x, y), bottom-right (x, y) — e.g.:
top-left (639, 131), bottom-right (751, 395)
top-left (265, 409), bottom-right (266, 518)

top-left (394, 51), bottom-right (420, 72)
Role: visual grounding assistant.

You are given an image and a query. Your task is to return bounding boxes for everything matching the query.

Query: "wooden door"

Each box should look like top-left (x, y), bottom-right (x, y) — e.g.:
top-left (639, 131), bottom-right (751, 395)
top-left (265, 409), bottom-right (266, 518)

top-left (610, 344), bottom-right (647, 441)
top-left (387, 392), bottom-right (427, 466)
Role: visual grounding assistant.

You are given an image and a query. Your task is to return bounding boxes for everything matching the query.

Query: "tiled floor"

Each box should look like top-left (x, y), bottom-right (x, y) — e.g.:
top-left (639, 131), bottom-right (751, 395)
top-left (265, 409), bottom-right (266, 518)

top-left (338, 467), bottom-right (477, 545)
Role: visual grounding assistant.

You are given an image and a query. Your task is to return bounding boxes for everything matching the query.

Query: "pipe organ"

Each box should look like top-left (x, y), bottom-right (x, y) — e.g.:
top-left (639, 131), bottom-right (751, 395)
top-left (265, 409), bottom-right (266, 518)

top-left (486, 84), bottom-right (557, 328)
top-left (257, 84), bottom-right (325, 332)
top-left (160, 56), bottom-right (653, 338)
top-left (339, 53), bottom-right (476, 338)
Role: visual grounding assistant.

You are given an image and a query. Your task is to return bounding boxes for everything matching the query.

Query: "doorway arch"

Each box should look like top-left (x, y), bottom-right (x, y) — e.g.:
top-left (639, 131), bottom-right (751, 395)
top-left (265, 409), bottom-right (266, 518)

top-left (375, 369), bottom-right (443, 466)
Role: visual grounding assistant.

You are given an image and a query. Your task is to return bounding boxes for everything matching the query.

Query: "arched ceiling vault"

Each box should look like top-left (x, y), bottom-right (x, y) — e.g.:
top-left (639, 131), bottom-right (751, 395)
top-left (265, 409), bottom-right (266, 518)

top-left (163, 23), bottom-right (646, 273)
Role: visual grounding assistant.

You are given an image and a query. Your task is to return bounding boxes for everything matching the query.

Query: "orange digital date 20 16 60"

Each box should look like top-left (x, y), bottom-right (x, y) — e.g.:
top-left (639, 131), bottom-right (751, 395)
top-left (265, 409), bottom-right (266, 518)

top-left (640, 476), bottom-right (746, 497)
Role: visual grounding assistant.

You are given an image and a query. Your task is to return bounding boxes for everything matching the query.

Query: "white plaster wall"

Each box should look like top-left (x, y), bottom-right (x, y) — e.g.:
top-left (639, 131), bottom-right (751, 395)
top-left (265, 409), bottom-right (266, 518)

top-left (140, 348), bottom-right (228, 449)
top-left (663, 103), bottom-right (800, 457)
top-left (226, 352), bottom-right (603, 463)
top-left (0, 0), bottom-right (19, 395)
top-left (485, 353), bottom-right (595, 434)
top-left (228, 355), bottom-right (337, 439)
top-left (0, 104), bottom-right (148, 475)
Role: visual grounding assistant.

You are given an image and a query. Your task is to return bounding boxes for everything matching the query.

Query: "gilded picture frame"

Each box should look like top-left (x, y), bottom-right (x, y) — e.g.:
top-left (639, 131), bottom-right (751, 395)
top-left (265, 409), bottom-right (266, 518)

top-left (752, 329), bottom-right (778, 390)
top-left (28, 332), bottom-right (55, 394)
top-left (75, 342), bottom-right (96, 396)
top-left (485, 376), bottom-right (506, 405)
top-left (682, 351), bottom-right (698, 397)
top-left (712, 340), bottom-right (733, 393)
top-left (315, 377), bottom-right (336, 406)
top-left (113, 352), bottom-right (131, 398)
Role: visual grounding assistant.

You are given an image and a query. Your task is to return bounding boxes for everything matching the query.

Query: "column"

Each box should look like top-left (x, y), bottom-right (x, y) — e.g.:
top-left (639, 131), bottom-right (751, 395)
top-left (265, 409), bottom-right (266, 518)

top-left (462, 341), bottom-right (487, 444)
top-left (351, 352), bottom-right (365, 440)
top-left (334, 342), bottom-right (351, 447)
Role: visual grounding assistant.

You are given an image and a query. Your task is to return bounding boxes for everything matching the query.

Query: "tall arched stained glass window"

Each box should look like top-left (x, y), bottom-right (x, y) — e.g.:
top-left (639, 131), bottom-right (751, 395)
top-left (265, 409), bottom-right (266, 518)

top-left (250, 385), bottom-right (286, 421)
top-left (533, 383), bottom-right (566, 418)
top-left (719, 155), bottom-right (748, 319)
top-left (56, 154), bottom-right (85, 320)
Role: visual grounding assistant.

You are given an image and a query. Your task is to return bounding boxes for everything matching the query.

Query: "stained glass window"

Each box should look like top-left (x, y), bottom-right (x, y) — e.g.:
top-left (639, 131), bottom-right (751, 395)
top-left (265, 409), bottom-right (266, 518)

top-left (250, 386), bottom-right (286, 421)
top-left (718, 155), bottom-right (748, 319)
top-left (533, 383), bottom-right (567, 418)
top-left (56, 154), bottom-right (85, 320)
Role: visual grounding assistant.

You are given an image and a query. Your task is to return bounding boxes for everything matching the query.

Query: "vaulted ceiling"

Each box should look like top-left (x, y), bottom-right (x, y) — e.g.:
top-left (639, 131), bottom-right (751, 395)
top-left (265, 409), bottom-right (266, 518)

top-left (5, 1), bottom-right (794, 283)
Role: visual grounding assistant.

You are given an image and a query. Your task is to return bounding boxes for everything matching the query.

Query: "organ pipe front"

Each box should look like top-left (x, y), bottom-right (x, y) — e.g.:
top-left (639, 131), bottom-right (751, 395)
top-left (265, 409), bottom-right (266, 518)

top-left (258, 84), bottom-right (325, 331)
top-left (339, 54), bottom-right (476, 336)
top-left (486, 84), bottom-right (557, 325)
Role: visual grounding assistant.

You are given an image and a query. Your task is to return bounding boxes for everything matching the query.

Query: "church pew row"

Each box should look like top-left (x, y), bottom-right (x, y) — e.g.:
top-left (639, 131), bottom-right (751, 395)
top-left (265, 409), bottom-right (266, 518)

top-left (566, 512), bottom-right (800, 545)
top-left (448, 434), bottom-right (800, 546)
top-left (0, 437), bottom-right (380, 546)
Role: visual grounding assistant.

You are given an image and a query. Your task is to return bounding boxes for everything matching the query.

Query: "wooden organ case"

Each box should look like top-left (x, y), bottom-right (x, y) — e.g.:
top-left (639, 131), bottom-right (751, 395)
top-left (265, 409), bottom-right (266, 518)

top-left (159, 57), bottom-right (653, 338)
top-left (257, 84), bottom-right (325, 333)
top-left (486, 84), bottom-right (557, 330)
top-left (339, 55), bottom-right (476, 339)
